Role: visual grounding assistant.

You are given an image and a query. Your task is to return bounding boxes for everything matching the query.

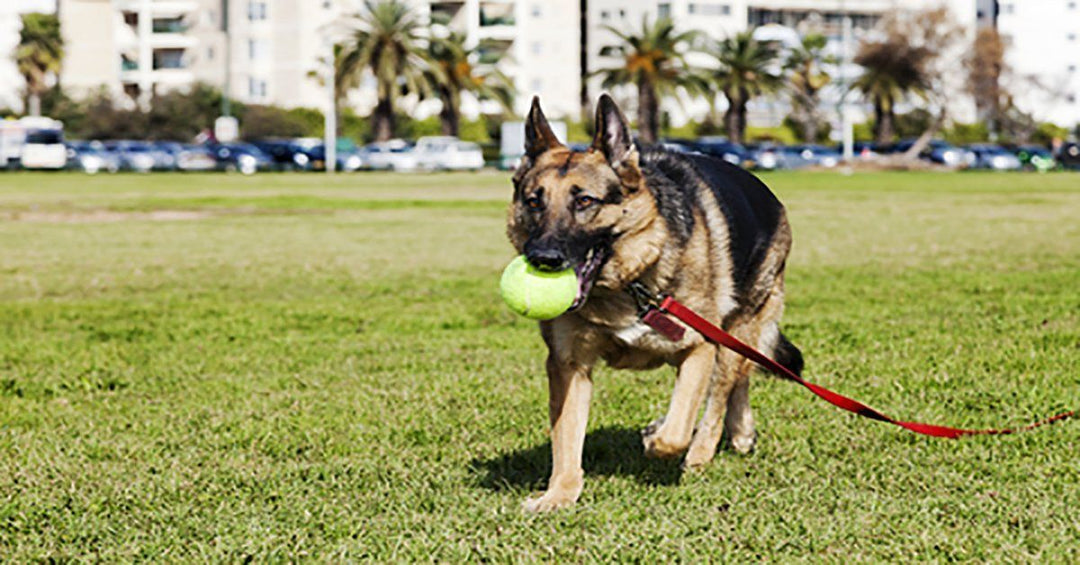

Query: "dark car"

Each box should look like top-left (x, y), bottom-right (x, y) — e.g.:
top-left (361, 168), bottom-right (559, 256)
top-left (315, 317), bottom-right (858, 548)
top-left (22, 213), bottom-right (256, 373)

top-left (1012, 145), bottom-right (1056, 171)
top-left (65, 140), bottom-right (120, 174)
top-left (968, 144), bottom-right (1022, 171)
top-left (208, 142), bottom-right (274, 174)
top-left (253, 139), bottom-right (311, 171)
top-left (1057, 142), bottom-right (1080, 170)
top-left (924, 140), bottom-right (976, 168)
top-left (690, 137), bottom-right (751, 167)
top-left (103, 140), bottom-right (160, 172)
top-left (787, 144), bottom-right (841, 168)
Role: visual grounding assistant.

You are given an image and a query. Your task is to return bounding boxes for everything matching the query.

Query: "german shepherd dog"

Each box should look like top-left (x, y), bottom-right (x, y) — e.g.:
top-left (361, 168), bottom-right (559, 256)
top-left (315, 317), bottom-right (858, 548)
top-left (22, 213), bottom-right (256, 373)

top-left (507, 95), bottom-right (803, 512)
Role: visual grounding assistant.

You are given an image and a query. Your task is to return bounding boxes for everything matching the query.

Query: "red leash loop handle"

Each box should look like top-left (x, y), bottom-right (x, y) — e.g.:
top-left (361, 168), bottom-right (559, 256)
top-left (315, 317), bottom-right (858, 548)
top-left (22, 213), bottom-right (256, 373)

top-left (656, 296), bottom-right (1075, 439)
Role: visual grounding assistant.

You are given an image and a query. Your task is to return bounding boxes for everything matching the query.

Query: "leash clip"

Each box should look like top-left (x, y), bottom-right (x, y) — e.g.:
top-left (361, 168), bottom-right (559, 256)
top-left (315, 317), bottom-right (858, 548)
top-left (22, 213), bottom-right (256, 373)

top-left (627, 281), bottom-right (660, 314)
top-left (627, 281), bottom-right (685, 342)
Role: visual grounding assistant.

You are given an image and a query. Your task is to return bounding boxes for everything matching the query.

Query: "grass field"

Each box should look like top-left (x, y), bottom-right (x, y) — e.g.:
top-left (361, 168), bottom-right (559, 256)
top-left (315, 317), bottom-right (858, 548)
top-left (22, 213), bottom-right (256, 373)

top-left (1, 170), bottom-right (1078, 561)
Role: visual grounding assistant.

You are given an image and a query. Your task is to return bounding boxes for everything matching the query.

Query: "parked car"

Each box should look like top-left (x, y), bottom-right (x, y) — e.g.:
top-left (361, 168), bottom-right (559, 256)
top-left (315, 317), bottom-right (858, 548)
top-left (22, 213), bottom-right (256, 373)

top-left (1057, 142), bottom-right (1080, 170)
top-left (412, 136), bottom-right (485, 171)
top-left (362, 139), bottom-right (419, 171)
top-left (174, 144), bottom-right (218, 172)
top-left (253, 139), bottom-right (310, 171)
top-left (22, 124), bottom-right (68, 170)
top-left (744, 143), bottom-right (782, 170)
top-left (291, 138), bottom-right (366, 172)
top-left (208, 142), bottom-right (274, 174)
top-left (690, 137), bottom-right (751, 167)
top-left (787, 144), bottom-right (841, 168)
top-left (924, 140), bottom-right (976, 168)
top-left (1012, 145), bottom-right (1056, 171)
top-left (65, 140), bottom-right (120, 174)
top-left (967, 144), bottom-right (1022, 171)
top-left (104, 140), bottom-right (159, 172)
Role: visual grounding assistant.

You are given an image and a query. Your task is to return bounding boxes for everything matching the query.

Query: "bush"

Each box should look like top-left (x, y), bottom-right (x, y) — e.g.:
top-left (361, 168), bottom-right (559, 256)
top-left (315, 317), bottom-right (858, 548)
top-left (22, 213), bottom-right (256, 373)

top-left (944, 122), bottom-right (990, 144)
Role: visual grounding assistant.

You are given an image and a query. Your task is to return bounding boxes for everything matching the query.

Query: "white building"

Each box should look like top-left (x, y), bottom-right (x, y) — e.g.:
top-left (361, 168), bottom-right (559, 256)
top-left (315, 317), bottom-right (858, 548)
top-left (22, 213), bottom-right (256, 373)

top-left (0, 0), bottom-right (58, 113)
top-left (990, 0), bottom-right (1080, 126)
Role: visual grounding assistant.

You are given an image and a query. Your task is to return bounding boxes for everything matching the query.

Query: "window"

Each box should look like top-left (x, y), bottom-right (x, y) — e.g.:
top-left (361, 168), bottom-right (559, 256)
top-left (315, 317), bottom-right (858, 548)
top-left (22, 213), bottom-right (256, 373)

top-left (248, 77), bottom-right (268, 99)
top-left (618, 9), bottom-right (625, 18)
top-left (248, 38), bottom-right (269, 60)
top-left (206, 46), bottom-right (214, 60)
top-left (658, 3), bottom-right (671, 19)
top-left (248, 1), bottom-right (268, 21)
top-left (531, 41), bottom-right (542, 55)
top-left (600, 10), bottom-right (610, 20)
top-left (1069, 33), bottom-right (1078, 41)
top-left (1000, 3), bottom-right (1014, 14)
top-left (1069, 64), bottom-right (1077, 72)
top-left (1069, 1), bottom-right (1077, 8)
top-left (688, 3), bottom-right (730, 16)
top-left (532, 4), bottom-right (541, 17)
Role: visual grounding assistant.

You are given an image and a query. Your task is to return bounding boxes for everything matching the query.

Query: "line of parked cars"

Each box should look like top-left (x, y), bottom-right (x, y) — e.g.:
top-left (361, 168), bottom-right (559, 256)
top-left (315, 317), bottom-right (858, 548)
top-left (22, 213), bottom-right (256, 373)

top-left (655, 137), bottom-right (1074, 172)
top-left (59, 135), bottom-right (486, 174)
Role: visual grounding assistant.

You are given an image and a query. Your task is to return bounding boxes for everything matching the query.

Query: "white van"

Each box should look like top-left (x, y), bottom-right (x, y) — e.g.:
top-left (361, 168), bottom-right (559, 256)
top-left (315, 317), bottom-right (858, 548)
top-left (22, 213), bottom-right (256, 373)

top-left (20, 117), bottom-right (67, 170)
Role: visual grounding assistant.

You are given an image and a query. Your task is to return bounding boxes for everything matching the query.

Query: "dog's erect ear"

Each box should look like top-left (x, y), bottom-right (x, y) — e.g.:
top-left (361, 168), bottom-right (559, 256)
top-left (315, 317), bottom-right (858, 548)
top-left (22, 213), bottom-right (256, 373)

top-left (592, 94), bottom-right (640, 185)
top-left (524, 96), bottom-right (563, 158)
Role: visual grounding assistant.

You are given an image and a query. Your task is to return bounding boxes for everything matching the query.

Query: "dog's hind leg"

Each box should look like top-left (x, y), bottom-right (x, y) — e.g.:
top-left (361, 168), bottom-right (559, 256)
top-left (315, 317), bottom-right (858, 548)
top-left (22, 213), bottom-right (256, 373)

top-left (642, 343), bottom-right (716, 459)
top-left (724, 282), bottom-right (787, 454)
top-left (683, 348), bottom-right (740, 469)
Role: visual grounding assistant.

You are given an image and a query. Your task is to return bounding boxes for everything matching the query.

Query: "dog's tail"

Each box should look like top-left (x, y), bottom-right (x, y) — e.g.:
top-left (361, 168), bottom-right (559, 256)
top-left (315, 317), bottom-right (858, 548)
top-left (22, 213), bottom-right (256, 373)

top-left (773, 331), bottom-right (804, 377)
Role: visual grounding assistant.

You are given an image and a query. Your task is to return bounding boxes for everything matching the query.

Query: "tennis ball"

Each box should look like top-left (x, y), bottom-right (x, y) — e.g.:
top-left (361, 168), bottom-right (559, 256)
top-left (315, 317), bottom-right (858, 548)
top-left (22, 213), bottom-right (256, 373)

top-left (499, 255), bottom-right (578, 320)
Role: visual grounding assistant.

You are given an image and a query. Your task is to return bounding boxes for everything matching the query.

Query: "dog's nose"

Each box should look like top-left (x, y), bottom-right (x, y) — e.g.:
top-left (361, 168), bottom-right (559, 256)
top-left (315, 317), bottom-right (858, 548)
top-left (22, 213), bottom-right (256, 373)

top-left (525, 248), bottom-right (568, 271)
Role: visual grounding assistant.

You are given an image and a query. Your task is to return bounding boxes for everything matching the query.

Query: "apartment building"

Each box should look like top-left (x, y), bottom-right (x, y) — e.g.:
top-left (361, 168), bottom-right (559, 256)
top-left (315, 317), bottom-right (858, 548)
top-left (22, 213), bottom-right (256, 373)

top-left (990, 0), bottom-right (1080, 125)
top-left (0, 0), bottom-right (58, 112)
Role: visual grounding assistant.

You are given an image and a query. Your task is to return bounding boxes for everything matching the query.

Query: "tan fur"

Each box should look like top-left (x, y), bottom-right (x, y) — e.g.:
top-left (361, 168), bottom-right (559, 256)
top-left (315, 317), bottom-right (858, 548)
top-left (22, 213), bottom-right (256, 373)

top-left (509, 97), bottom-right (795, 512)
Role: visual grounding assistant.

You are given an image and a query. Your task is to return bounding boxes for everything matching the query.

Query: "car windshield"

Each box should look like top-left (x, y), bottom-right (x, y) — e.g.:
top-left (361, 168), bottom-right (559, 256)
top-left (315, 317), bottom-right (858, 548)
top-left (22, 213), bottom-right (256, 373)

top-left (27, 130), bottom-right (63, 144)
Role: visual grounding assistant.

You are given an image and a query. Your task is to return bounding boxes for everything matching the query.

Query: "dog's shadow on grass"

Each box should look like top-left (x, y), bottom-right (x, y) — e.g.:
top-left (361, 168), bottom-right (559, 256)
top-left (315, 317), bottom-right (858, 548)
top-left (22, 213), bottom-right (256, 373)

top-left (470, 426), bottom-right (683, 492)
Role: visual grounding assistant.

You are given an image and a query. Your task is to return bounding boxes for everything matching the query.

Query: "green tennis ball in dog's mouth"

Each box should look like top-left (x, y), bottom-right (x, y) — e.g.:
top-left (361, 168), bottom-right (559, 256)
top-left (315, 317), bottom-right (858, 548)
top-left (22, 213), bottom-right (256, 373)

top-left (500, 255), bottom-right (578, 320)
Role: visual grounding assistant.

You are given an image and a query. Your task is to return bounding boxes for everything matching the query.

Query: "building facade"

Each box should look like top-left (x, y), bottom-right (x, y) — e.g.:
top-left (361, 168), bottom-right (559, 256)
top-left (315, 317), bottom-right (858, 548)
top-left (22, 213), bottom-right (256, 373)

top-left (6, 1), bottom-right (1077, 131)
top-left (0, 0), bottom-right (59, 113)
top-left (989, 0), bottom-right (1080, 126)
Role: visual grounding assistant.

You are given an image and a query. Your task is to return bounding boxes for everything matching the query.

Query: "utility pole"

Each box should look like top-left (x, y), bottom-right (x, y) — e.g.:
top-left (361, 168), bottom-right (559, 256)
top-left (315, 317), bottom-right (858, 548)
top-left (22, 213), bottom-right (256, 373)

top-left (324, 38), bottom-right (336, 174)
top-left (840, 2), bottom-right (854, 162)
top-left (221, 0), bottom-right (231, 118)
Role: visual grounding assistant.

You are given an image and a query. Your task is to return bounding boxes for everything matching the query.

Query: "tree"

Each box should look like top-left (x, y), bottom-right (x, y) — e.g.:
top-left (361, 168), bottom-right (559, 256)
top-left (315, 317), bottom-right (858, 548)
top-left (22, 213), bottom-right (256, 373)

top-left (784, 33), bottom-right (834, 143)
top-left (852, 7), bottom-right (961, 148)
top-left (424, 33), bottom-right (514, 137)
top-left (594, 16), bottom-right (705, 144)
top-left (337, 0), bottom-right (430, 141)
top-left (966, 28), bottom-right (1006, 134)
top-left (709, 31), bottom-right (782, 145)
top-left (15, 12), bottom-right (64, 117)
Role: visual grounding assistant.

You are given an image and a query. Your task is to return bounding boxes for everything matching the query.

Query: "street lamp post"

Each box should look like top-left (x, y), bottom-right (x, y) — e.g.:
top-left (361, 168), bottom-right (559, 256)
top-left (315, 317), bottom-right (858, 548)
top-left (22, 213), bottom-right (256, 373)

top-left (324, 39), bottom-right (336, 174)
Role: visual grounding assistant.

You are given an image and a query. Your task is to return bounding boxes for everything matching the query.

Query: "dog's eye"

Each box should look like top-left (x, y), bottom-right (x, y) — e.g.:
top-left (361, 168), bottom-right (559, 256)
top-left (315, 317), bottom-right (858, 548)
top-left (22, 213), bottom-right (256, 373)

top-left (525, 196), bottom-right (543, 210)
top-left (575, 195), bottom-right (599, 209)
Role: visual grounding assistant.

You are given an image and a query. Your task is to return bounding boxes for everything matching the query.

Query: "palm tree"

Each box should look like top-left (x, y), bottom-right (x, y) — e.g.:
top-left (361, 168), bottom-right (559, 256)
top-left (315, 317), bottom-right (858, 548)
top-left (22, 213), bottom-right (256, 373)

top-left (708, 31), bottom-right (782, 145)
top-left (594, 16), bottom-right (705, 144)
top-left (852, 38), bottom-right (932, 144)
top-left (337, 0), bottom-right (430, 141)
top-left (15, 13), bottom-right (64, 117)
top-left (784, 33), bottom-right (834, 143)
top-left (424, 33), bottom-right (514, 137)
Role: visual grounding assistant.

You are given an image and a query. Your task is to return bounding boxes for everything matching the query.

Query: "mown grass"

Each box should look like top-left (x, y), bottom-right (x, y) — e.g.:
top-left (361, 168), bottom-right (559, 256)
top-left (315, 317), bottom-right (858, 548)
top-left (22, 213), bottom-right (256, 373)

top-left (1, 170), bottom-right (1078, 561)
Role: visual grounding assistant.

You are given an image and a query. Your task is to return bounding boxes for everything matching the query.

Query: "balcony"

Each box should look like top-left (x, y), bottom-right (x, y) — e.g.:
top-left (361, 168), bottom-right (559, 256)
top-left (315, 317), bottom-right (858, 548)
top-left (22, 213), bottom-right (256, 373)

top-left (115, 0), bottom-right (199, 17)
top-left (152, 18), bottom-right (189, 33)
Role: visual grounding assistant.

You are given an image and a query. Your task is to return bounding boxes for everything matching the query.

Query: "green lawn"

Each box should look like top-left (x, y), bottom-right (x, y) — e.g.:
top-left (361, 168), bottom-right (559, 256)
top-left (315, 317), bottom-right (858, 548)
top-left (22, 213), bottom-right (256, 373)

top-left (1, 170), bottom-right (1078, 561)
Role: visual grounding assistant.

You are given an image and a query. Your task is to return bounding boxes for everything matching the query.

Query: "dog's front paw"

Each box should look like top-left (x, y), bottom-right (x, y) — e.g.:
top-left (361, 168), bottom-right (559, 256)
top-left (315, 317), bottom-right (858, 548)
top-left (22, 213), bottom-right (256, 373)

top-left (642, 418), bottom-right (689, 459)
top-left (729, 430), bottom-right (758, 455)
top-left (522, 489), bottom-right (580, 513)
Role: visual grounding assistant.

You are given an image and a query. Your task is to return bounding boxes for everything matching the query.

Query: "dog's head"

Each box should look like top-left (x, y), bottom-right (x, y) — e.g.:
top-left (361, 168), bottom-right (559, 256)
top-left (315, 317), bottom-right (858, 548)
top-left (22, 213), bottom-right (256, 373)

top-left (507, 94), bottom-right (654, 310)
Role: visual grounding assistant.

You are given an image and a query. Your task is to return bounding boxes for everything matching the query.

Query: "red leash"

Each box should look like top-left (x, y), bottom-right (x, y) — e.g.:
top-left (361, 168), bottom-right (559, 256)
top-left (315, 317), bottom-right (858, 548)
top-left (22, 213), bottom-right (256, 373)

top-left (630, 285), bottom-right (1075, 438)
